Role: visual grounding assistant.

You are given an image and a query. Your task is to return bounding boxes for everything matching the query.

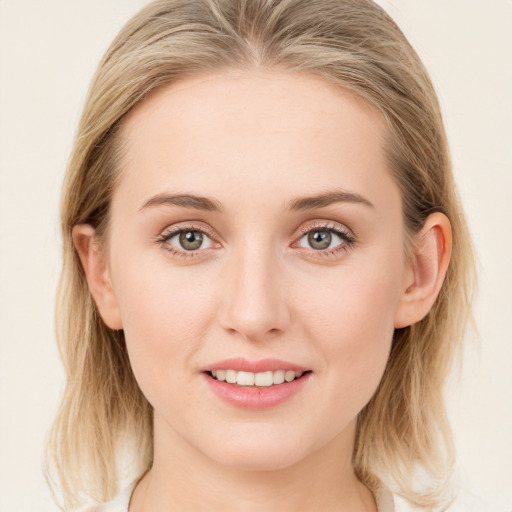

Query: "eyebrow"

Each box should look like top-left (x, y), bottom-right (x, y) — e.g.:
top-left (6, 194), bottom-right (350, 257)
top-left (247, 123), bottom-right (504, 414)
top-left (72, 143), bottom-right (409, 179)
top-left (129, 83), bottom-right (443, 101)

top-left (287, 189), bottom-right (374, 211)
top-left (139, 189), bottom-right (374, 213)
top-left (140, 193), bottom-right (224, 212)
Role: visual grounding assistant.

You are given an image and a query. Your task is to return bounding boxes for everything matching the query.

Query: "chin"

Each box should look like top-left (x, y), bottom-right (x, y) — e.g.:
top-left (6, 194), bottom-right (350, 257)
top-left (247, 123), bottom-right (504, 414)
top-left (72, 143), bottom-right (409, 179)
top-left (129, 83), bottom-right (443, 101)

top-left (211, 448), bottom-right (306, 472)
top-left (198, 427), bottom-right (314, 472)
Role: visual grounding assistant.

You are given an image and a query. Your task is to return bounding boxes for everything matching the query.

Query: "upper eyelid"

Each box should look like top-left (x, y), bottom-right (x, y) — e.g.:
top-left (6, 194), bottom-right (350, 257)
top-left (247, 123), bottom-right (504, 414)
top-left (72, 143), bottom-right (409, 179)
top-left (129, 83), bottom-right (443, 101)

top-left (160, 221), bottom-right (218, 239)
top-left (158, 219), bottom-right (355, 247)
top-left (296, 220), bottom-right (351, 234)
top-left (161, 220), bottom-right (355, 239)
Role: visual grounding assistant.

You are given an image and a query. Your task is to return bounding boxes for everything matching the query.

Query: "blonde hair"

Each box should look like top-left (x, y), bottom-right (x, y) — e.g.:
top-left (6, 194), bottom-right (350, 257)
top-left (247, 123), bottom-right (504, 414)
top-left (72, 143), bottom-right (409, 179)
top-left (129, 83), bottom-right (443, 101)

top-left (46, 0), bottom-right (475, 509)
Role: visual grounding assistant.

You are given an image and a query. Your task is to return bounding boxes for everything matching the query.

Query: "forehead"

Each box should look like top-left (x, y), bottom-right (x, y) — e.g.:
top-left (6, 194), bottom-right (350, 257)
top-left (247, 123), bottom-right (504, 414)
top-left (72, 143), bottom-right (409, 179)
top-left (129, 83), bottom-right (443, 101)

top-left (121, 68), bottom-right (385, 149)
top-left (115, 69), bottom-right (396, 214)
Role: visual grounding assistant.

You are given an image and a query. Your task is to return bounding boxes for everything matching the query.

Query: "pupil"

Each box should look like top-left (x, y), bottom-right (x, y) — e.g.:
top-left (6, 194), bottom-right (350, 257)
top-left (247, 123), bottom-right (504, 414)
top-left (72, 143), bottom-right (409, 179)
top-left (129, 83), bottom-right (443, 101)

top-left (308, 230), bottom-right (331, 250)
top-left (179, 230), bottom-right (203, 250)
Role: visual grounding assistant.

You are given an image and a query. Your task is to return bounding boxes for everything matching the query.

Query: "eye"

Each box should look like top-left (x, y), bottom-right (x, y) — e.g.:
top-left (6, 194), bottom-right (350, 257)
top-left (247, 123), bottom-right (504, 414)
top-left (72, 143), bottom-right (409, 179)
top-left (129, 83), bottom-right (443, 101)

top-left (295, 223), bottom-right (355, 255)
top-left (167, 229), bottom-right (213, 251)
top-left (156, 223), bottom-right (217, 258)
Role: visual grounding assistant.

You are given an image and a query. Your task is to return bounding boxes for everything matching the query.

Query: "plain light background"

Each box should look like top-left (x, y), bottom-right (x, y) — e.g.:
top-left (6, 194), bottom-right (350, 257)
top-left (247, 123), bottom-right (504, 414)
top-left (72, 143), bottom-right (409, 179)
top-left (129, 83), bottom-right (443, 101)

top-left (0, 1), bottom-right (511, 511)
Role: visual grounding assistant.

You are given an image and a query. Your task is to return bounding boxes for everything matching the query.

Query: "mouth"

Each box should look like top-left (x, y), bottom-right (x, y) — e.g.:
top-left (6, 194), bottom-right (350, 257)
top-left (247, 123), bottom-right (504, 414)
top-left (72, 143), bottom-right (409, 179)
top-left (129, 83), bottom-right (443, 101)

top-left (206, 369), bottom-right (312, 387)
top-left (203, 360), bottom-right (313, 409)
top-left (202, 357), bottom-right (313, 409)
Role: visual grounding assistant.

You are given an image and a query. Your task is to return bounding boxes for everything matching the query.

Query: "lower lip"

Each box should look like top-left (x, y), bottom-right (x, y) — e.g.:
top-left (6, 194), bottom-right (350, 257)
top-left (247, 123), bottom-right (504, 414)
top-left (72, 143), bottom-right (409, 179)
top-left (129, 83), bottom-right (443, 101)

top-left (203, 372), bottom-right (312, 410)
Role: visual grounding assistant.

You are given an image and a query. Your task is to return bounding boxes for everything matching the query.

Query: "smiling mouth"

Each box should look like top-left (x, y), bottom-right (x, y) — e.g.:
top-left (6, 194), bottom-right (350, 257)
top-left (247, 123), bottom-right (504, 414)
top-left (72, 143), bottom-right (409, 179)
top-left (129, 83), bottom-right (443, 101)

top-left (207, 369), bottom-right (312, 387)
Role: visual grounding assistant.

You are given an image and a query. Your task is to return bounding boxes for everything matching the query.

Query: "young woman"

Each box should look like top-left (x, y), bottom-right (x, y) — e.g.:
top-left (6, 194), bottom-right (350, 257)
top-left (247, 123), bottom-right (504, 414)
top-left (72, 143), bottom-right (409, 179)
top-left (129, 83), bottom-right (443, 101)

top-left (46, 0), bottom-right (475, 510)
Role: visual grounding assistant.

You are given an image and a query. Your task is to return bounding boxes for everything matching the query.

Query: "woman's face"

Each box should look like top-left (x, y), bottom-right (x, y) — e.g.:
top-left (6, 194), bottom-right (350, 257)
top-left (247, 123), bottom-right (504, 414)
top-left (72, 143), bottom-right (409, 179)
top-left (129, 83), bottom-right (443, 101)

top-left (105, 69), bottom-right (411, 470)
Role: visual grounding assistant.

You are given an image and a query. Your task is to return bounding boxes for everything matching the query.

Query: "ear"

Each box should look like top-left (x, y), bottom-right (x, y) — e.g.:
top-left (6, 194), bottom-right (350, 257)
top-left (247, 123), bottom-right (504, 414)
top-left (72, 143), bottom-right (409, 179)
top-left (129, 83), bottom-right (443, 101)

top-left (394, 212), bottom-right (452, 329)
top-left (72, 224), bottom-right (123, 330)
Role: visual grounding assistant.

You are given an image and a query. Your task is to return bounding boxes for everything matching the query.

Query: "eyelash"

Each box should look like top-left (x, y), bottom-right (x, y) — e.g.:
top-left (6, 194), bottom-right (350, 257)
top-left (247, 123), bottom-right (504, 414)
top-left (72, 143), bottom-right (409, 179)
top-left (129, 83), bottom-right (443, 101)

top-left (155, 221), bottom-right (356, 260)
top-left (295, 222), bottom-right (356, 258)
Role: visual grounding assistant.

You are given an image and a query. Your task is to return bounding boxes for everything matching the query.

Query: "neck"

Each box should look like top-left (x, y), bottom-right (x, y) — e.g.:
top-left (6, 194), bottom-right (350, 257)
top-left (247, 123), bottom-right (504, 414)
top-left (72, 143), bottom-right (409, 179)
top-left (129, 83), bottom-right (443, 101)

top-left (129, 415), bottom-right (377, 512)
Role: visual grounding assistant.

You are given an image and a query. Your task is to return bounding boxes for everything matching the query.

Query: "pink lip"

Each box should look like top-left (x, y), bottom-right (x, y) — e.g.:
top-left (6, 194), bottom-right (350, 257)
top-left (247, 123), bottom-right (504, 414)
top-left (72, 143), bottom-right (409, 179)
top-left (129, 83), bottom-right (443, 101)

top-left (203, 372), bottom-right (312, 410)
top-left (202, 357), bottom-right (308, 373)
top-left (201, 357), bottom-right (312, 410)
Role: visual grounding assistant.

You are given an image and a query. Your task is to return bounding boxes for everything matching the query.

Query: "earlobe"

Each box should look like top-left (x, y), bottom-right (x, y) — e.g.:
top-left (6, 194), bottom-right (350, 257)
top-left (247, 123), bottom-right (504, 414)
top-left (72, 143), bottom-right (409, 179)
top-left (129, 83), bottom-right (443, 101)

top-left (394, 212), bottom-right (452, 329)
top-left (72, 224), bottom-right (123, 330)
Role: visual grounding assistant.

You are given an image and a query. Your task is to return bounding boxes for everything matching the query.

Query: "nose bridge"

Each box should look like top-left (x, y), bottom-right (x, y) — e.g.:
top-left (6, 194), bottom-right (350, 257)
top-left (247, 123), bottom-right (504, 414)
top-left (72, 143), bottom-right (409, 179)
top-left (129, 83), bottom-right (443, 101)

top-left (218, 235), bottom-right (290, 341)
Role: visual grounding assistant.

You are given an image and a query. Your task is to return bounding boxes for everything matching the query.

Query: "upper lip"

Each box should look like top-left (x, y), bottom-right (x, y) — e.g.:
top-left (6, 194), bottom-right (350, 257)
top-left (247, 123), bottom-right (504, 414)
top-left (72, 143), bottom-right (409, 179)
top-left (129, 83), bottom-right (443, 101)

top-left (202, 357), bottom-right (309, 373)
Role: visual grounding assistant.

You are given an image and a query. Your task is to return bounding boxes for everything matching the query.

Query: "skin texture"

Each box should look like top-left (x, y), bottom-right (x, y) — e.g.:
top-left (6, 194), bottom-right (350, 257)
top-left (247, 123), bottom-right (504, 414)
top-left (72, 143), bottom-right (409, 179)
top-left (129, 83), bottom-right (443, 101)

top-left (73, 69), bottom-right (451, 511)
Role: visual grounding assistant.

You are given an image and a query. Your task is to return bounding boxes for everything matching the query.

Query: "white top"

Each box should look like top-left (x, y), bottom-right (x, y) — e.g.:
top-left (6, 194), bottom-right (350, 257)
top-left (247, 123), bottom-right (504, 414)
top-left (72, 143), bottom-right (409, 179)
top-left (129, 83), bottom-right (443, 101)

top-left (91, 482), bottom-right (396, 512)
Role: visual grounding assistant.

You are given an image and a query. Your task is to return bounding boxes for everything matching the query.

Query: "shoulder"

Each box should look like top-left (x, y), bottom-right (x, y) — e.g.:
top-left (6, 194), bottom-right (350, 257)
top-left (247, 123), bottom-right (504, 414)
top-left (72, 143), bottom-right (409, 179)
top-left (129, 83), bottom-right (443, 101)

top-left (77, 481), bottom-right (136, 512)
top-left (393, 488), bottom-right (500, 512)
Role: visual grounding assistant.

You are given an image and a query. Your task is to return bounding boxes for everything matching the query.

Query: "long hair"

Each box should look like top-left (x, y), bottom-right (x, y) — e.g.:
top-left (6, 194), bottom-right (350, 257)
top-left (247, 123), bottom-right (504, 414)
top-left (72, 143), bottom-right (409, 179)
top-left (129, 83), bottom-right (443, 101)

top-left (45, 0), bottom-right (476, 509)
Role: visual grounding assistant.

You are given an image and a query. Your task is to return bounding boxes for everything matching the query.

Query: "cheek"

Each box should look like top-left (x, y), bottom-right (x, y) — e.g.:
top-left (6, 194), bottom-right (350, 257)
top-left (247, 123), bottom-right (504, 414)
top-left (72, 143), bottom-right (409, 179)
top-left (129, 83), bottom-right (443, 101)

top-left (304, 258), bottom-right (399, 339)
top-left (110, 257), bottom-right (215, 401)
top-left (300, 262), bottom-right (400, 412)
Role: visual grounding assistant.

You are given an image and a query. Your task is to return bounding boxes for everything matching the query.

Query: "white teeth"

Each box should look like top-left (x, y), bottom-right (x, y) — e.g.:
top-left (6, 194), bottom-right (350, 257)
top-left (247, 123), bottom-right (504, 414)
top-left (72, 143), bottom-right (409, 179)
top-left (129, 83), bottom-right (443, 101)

top-left (273, 370), bottom-right (285, 385)
top-left (236, 371), bottom-right (255, 386)
top-left (211, 369), bottom-right (306, 386)
top-left (225, 370), bottom-right (237, 384)
top-left (254, 371), bottom-right (273, 387)
top-left (285, 370), bottom-right (296, 382)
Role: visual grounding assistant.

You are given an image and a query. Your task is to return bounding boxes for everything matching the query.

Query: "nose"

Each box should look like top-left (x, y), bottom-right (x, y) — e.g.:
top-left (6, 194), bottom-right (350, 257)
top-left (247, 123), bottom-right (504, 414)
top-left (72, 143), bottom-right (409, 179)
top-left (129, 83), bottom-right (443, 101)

top-left (217, 242), bottom-right (291, 343)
